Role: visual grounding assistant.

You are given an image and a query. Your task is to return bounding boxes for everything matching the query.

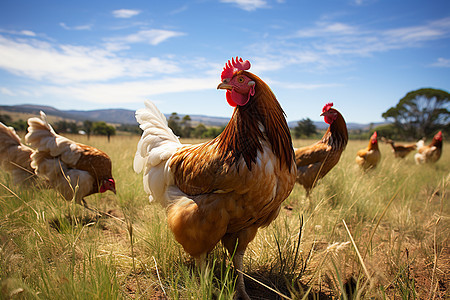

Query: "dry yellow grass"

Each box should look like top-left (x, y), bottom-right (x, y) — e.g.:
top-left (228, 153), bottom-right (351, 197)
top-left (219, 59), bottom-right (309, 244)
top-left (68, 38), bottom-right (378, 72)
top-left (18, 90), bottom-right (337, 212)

top-left (0, 135), bottom-right (448, 299)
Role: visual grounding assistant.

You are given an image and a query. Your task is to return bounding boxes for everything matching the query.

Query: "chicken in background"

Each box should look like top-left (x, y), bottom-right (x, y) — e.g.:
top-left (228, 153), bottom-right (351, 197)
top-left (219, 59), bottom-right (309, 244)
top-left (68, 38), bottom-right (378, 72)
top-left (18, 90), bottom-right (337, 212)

top-left (414, 131), bottom-right (443, 164)
top-left (134, 57), bottom-right (296, 300)
top-left (381, 137), bottom-right (417, 158)
top-left (356, 131), bottom-right (381, 170)
top-left (295, 103), bottom-right (348, 198)
top-left (25, 112), bottom-right (116, 207)
top-left (0, 122), bottom-right (38, 185)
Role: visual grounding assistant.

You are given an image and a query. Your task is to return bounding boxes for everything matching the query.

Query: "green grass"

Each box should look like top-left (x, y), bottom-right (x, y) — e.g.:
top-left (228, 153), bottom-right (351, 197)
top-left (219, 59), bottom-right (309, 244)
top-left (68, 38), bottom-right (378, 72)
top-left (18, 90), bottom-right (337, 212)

top-left (1, 135), bottom-right (449, 299)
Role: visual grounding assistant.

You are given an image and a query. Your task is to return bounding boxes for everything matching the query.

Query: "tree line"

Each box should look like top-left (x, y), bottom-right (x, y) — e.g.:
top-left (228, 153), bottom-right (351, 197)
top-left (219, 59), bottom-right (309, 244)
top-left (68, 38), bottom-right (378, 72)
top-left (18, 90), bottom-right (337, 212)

top-left (167, 113), bottom-right (225, 139)
top-left (1, 88), bottom-right (448, 141)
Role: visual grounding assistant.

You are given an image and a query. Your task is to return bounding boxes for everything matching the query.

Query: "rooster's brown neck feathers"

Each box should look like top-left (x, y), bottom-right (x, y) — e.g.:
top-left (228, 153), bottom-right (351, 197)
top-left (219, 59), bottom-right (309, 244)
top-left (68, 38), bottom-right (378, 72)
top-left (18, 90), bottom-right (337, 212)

top-left (429, 138), bottom-right (443, 149)
top-left (215, 71), bottom-right (294, 170)
top-left (321, 109), bottom-right (348, 150)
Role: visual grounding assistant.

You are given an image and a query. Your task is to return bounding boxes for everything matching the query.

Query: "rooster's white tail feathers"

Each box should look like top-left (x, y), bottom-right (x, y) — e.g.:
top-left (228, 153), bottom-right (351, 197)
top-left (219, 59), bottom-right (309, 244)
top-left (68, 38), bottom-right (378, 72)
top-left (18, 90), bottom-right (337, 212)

top-left (134, 100), bottom-right (182, 204)
top-left (134, 100), bottom-right (181, 173)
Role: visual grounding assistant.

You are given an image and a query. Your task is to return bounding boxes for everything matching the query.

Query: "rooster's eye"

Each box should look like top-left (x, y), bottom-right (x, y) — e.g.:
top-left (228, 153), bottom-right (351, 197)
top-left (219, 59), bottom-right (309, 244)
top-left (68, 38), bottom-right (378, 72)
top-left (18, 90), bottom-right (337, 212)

top-left (237, 77), bottom-right (244, 83)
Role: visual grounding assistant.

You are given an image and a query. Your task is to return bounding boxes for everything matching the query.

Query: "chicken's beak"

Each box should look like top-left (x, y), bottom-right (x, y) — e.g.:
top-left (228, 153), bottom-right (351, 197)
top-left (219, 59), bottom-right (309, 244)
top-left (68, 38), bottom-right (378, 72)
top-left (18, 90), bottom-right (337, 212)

top-left (217, 82), bottom-right (233, 90)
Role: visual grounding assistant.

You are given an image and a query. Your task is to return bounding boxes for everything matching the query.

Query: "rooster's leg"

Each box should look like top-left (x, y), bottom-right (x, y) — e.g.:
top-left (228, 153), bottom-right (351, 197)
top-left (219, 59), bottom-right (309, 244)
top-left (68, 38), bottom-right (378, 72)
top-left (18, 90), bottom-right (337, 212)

top-left (221, 227), bottom-right (258, 300)
top-left (232, 250), bottom-right (251, 300)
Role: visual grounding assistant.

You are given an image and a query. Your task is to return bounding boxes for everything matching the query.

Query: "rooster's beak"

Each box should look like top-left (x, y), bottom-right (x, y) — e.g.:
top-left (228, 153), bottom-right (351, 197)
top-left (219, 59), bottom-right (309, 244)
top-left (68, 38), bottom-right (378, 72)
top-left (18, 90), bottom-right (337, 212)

top-left (217, 82), bottom-right (232, 90)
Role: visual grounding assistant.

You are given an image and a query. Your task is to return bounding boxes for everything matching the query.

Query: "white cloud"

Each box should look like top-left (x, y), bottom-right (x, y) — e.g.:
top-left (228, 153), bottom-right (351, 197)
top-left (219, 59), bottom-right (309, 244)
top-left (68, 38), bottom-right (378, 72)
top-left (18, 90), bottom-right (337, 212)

top-left (220, 0), bottom-right (268, 11)
top-left (287, 17), bottom-right (450, 58)
top-left (383, 18), bottom-right (450, 45)
top-left (431, 57), bottom-right (450, 68)
top-left (0, 87), bottom-right (15, 96)
top-left (112, 9), bottom-right (141, 18)
top-left (105, 29), bottom-right (185, 46)
top-left (60, 22), bottom-right (92, 31)
top-left (0, 29), bottom-right (36, 37)
top-left (0, 35), bottom-right (181, 84)
top-left (295, 22), bottom-right (358, 37)
top-left (20, 30), bottom-right (36, 37)
top-left (43, 77), bottom-right (218, 104)
top-left (170, 5), bottom-right (188, 15)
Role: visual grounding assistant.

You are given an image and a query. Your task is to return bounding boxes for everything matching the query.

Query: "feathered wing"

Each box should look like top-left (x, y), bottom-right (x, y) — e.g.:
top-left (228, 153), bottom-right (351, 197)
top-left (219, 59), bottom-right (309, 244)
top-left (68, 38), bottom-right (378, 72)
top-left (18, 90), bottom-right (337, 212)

top-left (0, 122), bottom-right (36, 185)
top-left (415, 145), bottom-right (439, 164)
top-left (295, 143), bottom-right (330, 191)
top-left (356, 149), bottom-right (380, 169)
top-left (25, 112), bottom-right (93, 203)
top-left (416, 139), bottom-right (425, 150)
top-left (134, 100), bottom-right (182, 204)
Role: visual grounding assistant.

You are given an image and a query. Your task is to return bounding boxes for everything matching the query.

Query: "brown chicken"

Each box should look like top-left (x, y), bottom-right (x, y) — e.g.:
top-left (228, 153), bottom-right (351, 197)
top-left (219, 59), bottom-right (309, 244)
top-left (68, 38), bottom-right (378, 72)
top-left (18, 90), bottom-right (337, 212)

top-left (414, 131), bottom-right (443, 164)
top-left (25, 112), bottom-right (116, 206)
top-left (134, 57), bottom-right (296, 300)
top-left (0, 122), bottom-right (37, 185)
top-left (381, 137), bottom-right (416, 158)
top-left (356, 131), bottom-right (381, 170)
top-left (295, 103), bottom-right (348, 197)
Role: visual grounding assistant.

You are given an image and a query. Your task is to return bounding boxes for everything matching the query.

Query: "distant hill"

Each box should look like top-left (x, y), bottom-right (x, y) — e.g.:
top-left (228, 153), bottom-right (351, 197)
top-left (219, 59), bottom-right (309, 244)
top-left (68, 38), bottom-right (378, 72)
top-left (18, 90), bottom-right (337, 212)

top-left (0, 104), bottom-right (384, 129)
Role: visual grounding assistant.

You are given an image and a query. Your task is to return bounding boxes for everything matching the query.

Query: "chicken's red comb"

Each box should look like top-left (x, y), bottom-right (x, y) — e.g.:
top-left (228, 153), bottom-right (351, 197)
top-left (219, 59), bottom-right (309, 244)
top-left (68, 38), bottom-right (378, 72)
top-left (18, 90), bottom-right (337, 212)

top-left (322, 102), bottom-right (334, 113)
top-left (372, 131), bottom-right (378, 139)
top-left (221, 57), bottom-right (251, 80)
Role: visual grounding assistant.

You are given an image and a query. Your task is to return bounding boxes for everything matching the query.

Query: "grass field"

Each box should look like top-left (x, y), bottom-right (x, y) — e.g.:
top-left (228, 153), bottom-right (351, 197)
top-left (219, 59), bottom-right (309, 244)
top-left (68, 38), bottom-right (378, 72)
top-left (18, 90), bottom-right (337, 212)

top-left (0, 134), bottom-right (448, 299)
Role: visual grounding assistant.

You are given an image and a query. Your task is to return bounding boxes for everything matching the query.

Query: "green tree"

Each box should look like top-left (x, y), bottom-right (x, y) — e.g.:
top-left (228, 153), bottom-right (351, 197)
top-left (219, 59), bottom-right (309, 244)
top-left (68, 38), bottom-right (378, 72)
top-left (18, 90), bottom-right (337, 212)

top-left (0, 115), bottom-right (27, 132)
top-left (192, 124), bottom-right (207, 138)
top-left (54, 120), bottom-right (78, 133)
top-left (168, 112), bottom-right (182, 137)
top-left (293, 118), bottom-right (317, 138)
top-left (204, 126), bottom-right (225, 138)
top-left (382, 88), bottom-right (449, 139)
top-left (83, 120), bottom-right (93, 139)
top-left (92, 121), bottom-right (116, 142)
top-left (180, 115), bottom-right (192, 138)
top-left (0, 114), bottom-right (12, 125)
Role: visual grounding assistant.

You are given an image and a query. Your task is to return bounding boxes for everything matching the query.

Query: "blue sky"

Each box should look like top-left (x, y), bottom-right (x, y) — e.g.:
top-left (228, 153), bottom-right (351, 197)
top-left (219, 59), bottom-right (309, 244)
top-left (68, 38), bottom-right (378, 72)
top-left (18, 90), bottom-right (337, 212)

top-left (0, 0), bottom-right (449, 124)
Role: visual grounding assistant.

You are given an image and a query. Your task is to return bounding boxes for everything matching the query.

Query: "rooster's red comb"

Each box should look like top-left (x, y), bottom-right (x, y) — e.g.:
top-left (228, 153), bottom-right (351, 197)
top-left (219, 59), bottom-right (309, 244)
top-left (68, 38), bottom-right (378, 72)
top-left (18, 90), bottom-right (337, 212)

top-left (221, 57), bottom-right (251, 80)
top-left (322, 102), bottom-right (334, 113)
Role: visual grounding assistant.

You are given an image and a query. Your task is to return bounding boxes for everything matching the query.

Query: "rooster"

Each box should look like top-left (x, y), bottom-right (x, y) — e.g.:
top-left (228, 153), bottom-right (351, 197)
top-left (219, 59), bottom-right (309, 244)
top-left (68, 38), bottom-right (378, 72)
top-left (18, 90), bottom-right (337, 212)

top-left (0, 122), bottom-right (37, 185)
top-left (294, 103), bottom-right (348, 198)
top-left (356, 131), bottom-right (381, 170)
top-left (414, 131), bottom-right (443, 164)
top-left (134, 57), bottom-right (296, 300)
top-left (25, 112), bottom-right (116, 207)
top-left (381, 137), bottom-right (416, 158)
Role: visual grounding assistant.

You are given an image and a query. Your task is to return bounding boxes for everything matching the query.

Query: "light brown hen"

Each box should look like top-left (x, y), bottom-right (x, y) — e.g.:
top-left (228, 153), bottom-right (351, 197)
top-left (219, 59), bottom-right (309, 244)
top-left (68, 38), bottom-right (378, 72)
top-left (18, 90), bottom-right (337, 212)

top-left (415, 131), bottom-right (443, 164)
top-left (356, 131), bottom-right (381, 170)
top-left (25, 112), bottom-right (116, 207)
